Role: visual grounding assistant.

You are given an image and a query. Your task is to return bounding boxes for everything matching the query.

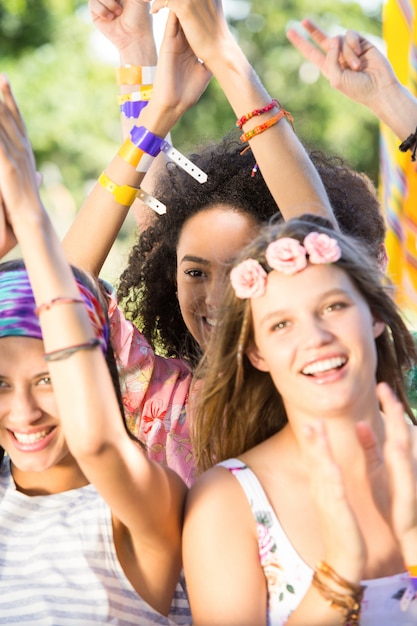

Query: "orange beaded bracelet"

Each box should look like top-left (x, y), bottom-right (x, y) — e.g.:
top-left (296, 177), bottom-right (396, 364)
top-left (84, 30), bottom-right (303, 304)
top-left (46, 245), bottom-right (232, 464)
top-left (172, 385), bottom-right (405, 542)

top-left (239, 107), bottom-right (294, 144)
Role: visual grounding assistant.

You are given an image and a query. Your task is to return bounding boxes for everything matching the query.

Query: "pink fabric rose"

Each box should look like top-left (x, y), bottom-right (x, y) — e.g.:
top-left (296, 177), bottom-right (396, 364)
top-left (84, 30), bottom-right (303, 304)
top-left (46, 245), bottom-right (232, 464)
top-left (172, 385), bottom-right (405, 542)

top-left (303, 232), bottom-right (341, 264)
top-left (265, 237), bottom-right (307, 275)
top-left (230, 259), bottom-right (267, 299)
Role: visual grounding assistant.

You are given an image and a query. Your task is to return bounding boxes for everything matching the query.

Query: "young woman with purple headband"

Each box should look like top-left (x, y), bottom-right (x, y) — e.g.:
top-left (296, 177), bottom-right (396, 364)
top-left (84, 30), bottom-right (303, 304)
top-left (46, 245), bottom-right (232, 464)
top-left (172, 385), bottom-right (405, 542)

top-left (0, 76), bottom-right (191, 624)
top-left (183, 216), bottom-right (417, 625)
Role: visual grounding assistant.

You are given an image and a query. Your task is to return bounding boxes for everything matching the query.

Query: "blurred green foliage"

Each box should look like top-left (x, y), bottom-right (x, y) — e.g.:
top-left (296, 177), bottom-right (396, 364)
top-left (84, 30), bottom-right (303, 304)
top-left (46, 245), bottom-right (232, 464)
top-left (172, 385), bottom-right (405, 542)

top-left (0, 0), bottom-right (382, 278)
top-left (176, 0), bottom-right (382, 182)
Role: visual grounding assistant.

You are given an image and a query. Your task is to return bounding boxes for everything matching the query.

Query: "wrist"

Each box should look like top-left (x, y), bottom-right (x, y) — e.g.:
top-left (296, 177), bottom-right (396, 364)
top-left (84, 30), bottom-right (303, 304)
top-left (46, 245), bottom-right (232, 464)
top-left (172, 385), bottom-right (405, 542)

top-left (138, 101), bottom-right (182, 139)
top-left (370, 82), bottom-right (417, 140)
top-left (118, 37), bottom-right (157, 66)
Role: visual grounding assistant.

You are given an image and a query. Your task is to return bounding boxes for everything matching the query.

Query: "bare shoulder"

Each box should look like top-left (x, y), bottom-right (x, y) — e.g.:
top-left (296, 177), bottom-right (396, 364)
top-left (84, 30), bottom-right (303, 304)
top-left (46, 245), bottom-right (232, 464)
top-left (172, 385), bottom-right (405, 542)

top-left (186, 464), bottom-right (246, 513)
top-left (185, 463), bottom-right (258, 540)
top-left (183, 465), bottom-right (268, 626)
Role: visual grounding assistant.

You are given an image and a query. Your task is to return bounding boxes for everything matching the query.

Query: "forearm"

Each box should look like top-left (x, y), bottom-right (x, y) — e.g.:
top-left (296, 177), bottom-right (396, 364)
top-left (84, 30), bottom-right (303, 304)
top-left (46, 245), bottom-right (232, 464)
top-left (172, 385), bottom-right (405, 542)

top-left (370, 80), bottom-right (417, 141)
top-left (205, 38), bottom-right (335, 225)
top-left (118, 34), bottom-right (157, 140)
top-left (63, 99), bottom-right (180, 276)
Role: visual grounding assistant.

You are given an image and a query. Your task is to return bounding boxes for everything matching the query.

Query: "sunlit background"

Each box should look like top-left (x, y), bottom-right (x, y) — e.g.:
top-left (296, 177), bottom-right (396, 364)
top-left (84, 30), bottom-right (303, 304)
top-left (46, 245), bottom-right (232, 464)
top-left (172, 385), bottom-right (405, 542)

top-left (0, 0), bottom-right (385, 284)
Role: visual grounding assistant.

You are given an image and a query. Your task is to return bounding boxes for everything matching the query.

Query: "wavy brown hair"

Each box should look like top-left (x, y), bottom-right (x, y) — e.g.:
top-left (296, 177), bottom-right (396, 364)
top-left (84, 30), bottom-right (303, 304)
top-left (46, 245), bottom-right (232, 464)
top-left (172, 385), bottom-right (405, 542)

top-left (192, 215), bottom-right (416, 473)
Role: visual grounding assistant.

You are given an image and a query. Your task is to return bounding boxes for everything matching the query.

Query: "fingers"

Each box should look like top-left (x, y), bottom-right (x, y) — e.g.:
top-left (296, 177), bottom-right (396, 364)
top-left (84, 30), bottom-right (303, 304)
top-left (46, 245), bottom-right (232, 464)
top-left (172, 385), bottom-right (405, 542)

top-left (286, 26), bottom-right (326, 71)
top-left (378, 383), bottom-right (417, 557)
top-left (0, 74), bottom-right (26, 135)
top-left (356, 420), bottom-right (383, 473)
top-left (150, 0), bottom-right (167, 14)
top-left (89, 0), bottom-right (122, 19)
top-left (379, 382), bottom-right (414, 490)
top-left (378, 382), bottom-right (411, 454)
top-left (303, 420), bottom-right (346, 503)
top-left (341, 30), bottom-right (364, 71)
top-left (303, 420), bottom-right (365, 577)
top-left (299, 18), bottom-right (331, 51)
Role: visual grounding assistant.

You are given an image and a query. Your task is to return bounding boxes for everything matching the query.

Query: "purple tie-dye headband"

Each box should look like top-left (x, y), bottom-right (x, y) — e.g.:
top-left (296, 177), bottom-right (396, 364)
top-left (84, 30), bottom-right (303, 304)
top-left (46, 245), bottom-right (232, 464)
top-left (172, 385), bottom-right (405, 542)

top-left (0, 268), bottom-right (109, 352)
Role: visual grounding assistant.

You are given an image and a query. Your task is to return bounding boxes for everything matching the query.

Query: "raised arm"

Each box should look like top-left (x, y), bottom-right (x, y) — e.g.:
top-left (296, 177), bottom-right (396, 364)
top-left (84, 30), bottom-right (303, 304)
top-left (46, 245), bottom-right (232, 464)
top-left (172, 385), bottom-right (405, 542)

top-left (89, 0), bottom-right (157, 137)
top-left (150, 0), bottom-right (336, 225)
top-left (0, 74), bottom-right (186, 614)
top-left (63, 9), bottom-right (210, 275)
top-left (287, 19), bottom-right (417, 142)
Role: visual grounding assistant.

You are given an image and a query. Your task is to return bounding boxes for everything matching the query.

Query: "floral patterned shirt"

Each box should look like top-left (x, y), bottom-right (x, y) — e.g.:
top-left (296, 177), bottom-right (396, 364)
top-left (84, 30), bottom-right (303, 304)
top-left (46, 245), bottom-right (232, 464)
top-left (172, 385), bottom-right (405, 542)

top-left (107, 289), bottom-right (198, 487)
top-left (220, 458), bottom-right (417, 626)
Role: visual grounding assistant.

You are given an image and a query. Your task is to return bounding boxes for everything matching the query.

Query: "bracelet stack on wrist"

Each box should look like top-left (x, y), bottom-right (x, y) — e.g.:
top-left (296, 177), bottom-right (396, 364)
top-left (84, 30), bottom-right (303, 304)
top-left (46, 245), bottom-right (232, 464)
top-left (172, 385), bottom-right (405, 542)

top-left (311, 561), bottom-right (364, 625)
top-left (236, 99), bottom-right (294, 177)
top-left (116, 65), bottom-right (156, 119)
top-left (130, 125), bottom-right (208, 183)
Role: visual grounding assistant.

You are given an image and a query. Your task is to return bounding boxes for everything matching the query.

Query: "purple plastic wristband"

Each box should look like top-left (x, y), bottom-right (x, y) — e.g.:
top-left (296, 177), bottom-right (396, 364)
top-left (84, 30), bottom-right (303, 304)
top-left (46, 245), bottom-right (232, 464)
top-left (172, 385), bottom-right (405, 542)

top-left (130, 125), bottom-right (167, 157)
top-left (120, 101), bottom-right (148, 119)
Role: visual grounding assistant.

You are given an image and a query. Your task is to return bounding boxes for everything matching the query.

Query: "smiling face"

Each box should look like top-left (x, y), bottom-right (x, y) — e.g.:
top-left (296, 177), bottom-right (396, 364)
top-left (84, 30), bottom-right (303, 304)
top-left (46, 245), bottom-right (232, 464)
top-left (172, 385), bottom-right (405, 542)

top-left (0, 336), bottom-right (79, 489)
top-left (246, 262), bottom-right (385, 420)
top-left (176, 205), bottom-right (259, 350)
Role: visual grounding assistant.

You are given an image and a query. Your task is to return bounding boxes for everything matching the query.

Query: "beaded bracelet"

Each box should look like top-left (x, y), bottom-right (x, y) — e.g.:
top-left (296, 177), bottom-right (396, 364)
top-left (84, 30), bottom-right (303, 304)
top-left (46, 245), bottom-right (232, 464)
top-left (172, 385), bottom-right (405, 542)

top-left (116, 64), bottom-right (156, 86)
top-left (236, 99), bottom-right (278, 129)
top-left (35, 297), bottom-right (84, 317)
top-left (98, 172), bottom-right (166, 215)
top-left (240, 107), bottom-right (294, 144)
top-left (312, 562), bottom-right (364, 625)
top-left (399, 126), bottom-right (417, 161)
top-left (44, 338), bottom-right (101, 362)
top-left (130, 125), bottom-right (208, 183)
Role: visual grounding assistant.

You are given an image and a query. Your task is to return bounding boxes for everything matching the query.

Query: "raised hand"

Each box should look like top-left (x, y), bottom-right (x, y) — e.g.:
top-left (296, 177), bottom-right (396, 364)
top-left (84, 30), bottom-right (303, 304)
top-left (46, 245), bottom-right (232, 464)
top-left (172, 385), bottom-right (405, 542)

top-left (0, 74), bottom-right (41, 256)
top-left (145, 11), bottom-right (211, 122)
top-left (378, 382), bottom-right (417, 564)
top-left (302, 419), bottom-right (365, 584)
top-left (149, 0), bottom-right (230, 72)
top-left (287, 19), bottom-right (398, 109)
top-left (89, 0), bottom-right (156, 58)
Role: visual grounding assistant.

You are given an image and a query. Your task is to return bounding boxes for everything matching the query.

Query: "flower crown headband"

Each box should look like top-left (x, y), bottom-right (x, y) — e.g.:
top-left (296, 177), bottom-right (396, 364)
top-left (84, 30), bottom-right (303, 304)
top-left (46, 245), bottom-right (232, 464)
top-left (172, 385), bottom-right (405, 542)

top-left (230, 232), bottom-right (341, 299)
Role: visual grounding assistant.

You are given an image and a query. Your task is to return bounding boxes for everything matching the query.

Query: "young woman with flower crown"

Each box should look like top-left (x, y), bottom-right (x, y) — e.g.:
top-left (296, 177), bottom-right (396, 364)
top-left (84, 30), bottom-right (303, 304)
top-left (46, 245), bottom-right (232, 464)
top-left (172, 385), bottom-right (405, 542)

top-left (183, 215), bottom-right (417, 625)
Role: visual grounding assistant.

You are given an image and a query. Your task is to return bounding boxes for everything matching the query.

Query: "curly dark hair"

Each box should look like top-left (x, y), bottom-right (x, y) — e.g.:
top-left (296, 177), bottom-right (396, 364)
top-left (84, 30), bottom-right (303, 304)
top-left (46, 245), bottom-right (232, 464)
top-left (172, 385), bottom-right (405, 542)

top-left (310, 149), bottom-right (386, 266)
top-left (117, 133), bottom-right (386, 366)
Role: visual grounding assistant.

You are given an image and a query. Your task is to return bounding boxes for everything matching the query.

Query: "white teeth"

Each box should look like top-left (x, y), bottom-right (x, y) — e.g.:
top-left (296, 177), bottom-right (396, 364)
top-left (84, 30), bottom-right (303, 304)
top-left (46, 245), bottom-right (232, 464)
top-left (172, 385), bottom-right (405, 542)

top-left (205, 318), bottom-right (217, 327)
top-left (302, 357), bottom-right (346, 376)
top-left (13, 429), bottom-right (52, 444)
